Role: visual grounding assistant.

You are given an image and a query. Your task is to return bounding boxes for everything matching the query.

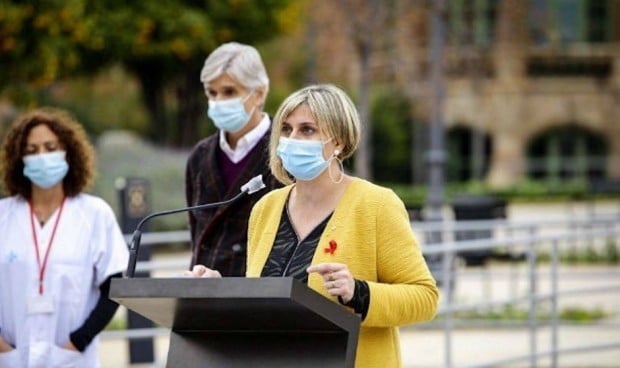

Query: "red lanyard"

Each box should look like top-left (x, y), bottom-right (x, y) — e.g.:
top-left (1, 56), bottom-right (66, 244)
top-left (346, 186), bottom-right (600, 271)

top-left (29, 197), bottom-right (66, 295)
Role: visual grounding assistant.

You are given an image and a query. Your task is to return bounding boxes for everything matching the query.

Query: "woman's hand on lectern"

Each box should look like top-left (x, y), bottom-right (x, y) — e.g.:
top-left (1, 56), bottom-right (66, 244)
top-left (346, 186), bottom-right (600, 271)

top-left (183, 264), bottom-right (222, 278)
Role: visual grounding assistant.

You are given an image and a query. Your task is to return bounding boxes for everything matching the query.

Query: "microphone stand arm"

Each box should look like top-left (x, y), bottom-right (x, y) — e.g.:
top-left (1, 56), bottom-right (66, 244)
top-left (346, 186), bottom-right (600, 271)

top-left (125, 189), bottom-right (248, 278)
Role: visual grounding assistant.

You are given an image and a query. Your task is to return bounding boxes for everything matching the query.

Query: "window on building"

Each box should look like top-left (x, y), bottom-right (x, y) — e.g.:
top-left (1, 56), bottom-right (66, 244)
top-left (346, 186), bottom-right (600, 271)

top-left (529, 0), bottom-right (614, 45)
top-left (527, 1), bottom-right (616, 77)
top-left (445, 0), bottom-right (498, 78)
top-left (447, 126), bottom-right (492, 182)
top-left (446, 0), bottom-right (499, 47)
top-left (526, 125), bottom-right (608, 182)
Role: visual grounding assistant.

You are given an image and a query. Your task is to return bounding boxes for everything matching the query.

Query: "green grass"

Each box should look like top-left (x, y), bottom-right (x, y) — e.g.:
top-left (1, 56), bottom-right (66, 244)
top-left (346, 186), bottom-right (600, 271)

top-left (105, 317), bottom-right (127, 331)
top-left (105, 317), bottom-right (165, 331)
top-left (447, 305), bottom-right (609, 323)
top-left (105, 305), bottom-right (609, 331)
top-left (537, 241), bottom-right (620, 265)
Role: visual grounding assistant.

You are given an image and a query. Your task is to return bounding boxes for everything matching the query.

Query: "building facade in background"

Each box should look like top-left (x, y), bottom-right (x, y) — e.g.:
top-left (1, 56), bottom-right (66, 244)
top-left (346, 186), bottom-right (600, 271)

top-left (439, 0), bottom-right (620, 188)
top-left (307, 0), bottom-right (620, 188)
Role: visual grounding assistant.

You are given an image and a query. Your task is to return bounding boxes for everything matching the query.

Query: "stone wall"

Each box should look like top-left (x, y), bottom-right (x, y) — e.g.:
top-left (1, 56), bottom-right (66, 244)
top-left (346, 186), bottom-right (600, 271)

top-left (441, 52), bottom-right (620, 187)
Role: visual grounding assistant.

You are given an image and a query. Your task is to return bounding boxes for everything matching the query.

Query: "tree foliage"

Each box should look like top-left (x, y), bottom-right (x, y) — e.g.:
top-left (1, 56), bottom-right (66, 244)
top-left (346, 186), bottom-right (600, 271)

top-left (370, 88), bottom-right (413, 183)
top-left (0, 0), bottom-right (295, 146)
top-left (0, 1), bottom-right (93, 94)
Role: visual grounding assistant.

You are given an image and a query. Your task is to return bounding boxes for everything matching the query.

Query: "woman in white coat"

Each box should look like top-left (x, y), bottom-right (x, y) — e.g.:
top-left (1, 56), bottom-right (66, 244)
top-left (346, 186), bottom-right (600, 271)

top-left (0, 107), bottom-right (129, 368)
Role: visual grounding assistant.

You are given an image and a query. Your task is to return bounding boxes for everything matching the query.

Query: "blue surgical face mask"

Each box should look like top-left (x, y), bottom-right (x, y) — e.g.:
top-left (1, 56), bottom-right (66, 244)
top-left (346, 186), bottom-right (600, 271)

top-left (207, 91), bottom-right (255, 133)
top-left (23, 151), bottom-right (69, 189)
top-left (276, 137), bottom-right (334, 181)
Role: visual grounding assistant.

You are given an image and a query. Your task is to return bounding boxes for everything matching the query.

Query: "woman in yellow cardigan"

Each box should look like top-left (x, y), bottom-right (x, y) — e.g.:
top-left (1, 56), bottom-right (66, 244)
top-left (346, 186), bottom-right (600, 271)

top-left (190, 84), bottom-right (438, 367)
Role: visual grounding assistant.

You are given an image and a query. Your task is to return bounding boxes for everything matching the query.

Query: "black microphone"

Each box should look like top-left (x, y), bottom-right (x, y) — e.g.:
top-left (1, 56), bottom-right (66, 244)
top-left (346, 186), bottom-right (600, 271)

top-left (125, 175), bottom-right (266, 278)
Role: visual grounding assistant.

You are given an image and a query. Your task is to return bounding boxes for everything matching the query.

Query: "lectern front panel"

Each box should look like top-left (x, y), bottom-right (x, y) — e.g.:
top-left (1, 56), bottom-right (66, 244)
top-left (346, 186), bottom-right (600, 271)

top-left (168, 331), bottom-right (348, 368)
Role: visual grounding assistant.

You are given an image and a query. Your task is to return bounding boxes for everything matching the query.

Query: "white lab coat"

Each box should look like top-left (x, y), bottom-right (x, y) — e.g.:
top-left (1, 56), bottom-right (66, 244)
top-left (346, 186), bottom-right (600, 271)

top-left (0, 194), bottom-right (129, 368)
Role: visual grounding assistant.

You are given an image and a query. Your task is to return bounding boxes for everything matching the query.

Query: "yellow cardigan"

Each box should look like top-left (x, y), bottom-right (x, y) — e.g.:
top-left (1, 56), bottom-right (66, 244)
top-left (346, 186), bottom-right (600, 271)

top-left (247, 177), bottom-right (439, 368)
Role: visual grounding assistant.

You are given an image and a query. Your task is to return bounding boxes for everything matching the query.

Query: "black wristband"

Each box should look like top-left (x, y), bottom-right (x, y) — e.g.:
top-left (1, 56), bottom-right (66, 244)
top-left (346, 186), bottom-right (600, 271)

top-left (338, 279), bottom-right (370, 320)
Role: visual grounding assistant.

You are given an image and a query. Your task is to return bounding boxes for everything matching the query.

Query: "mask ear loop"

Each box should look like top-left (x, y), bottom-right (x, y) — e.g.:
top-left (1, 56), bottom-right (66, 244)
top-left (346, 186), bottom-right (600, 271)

top-left (243, 89), bottom-right (255, 102)
top-left (243, 89), bottom-right (258, 121)
top-left (328, 150), bottom-right (344, 184)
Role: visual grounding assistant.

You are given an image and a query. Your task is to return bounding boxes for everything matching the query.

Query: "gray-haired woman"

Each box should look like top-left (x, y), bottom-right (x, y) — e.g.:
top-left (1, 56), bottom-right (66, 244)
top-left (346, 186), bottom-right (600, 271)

top-left (185, 42), bottom-right (281, 276)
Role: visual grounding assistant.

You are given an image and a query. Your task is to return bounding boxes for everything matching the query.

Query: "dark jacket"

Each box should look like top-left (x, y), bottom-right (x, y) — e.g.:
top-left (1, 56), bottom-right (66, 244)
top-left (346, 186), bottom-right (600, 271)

top-left (185, 130), bottom-right (281, 276)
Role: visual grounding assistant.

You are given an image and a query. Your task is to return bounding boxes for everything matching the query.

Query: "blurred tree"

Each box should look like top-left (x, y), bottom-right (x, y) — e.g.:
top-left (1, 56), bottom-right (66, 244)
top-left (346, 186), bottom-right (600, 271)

top-left (334, 0), bottom-right (388, 180)
top-left (0, 2), bottom-right (95, 102)
top-left (83, 1), bottom-right (214, 146)
top-left (0, 0), bottom-right (295, 146)
top-left (370, 88), bottom-right (413, 183)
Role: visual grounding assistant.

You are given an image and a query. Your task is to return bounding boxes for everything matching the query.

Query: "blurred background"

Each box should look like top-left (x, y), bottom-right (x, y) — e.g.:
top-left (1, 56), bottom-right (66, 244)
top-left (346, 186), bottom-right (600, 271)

top-left (1, 1), bottom-right (619, 367)
top-left (1, 0), bottom-right (618, 224)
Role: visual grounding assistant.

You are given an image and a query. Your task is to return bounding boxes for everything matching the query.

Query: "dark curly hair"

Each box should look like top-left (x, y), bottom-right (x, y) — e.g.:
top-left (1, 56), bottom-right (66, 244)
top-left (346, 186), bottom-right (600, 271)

top-left (0, 107), bottom-right (95, 199)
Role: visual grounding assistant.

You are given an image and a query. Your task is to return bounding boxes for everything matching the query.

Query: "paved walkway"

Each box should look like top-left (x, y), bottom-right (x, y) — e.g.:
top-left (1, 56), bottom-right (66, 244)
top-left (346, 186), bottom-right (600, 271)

top-left (99, 324), bottom-right (620, 368)
top-left (401, 323), bottom-right (620, 368)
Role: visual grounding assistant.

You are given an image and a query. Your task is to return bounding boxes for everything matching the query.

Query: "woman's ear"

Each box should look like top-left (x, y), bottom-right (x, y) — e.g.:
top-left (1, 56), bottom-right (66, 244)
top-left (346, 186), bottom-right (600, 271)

top-left (334, 143), bottom-right (344, 156)
top-left (253, 86), bottom-right (267, 107)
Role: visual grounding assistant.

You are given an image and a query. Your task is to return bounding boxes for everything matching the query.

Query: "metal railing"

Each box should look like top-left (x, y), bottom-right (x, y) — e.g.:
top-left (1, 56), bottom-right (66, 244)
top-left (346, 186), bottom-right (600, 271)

top-left (421, 227), bottom-right (620, 368)
top-left (102, 211), bottom-right (620, 368)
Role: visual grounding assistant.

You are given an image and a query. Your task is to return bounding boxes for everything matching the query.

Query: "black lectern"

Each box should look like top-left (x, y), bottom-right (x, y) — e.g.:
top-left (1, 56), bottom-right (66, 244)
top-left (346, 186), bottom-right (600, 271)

top-left (110, 277), bottom-right (360, 367)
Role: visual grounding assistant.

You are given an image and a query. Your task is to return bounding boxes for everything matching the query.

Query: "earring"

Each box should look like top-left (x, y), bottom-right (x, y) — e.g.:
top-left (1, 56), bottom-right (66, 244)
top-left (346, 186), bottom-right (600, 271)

top-left (328, 156), bottom-right (344, 184)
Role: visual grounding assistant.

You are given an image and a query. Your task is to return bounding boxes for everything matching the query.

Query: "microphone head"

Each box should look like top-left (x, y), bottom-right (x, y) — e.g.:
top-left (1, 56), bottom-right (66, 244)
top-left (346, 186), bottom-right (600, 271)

top-left (241, 175), bottom-right (266, 194)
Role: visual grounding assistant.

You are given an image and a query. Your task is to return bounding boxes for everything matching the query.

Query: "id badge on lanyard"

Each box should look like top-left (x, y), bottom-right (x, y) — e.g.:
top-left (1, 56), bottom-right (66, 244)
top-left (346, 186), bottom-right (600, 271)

top-left (27, 293), bottom-right (55, 315)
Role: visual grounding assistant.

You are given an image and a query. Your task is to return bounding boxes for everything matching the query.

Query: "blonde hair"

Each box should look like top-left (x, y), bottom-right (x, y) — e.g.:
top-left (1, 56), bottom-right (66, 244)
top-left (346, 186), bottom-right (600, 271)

top-left (200, 42), bottom-right (269, 95)
top-left (269, 84), bottom-right (361, 184)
